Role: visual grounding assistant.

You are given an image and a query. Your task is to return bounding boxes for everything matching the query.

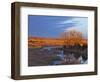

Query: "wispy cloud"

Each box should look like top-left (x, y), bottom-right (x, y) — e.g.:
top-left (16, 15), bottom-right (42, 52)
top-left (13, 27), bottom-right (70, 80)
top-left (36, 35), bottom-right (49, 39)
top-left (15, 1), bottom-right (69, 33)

top-left (61, 17), bottom-right (88, 38)
top-left (59, 18), bottom-right (85, 24)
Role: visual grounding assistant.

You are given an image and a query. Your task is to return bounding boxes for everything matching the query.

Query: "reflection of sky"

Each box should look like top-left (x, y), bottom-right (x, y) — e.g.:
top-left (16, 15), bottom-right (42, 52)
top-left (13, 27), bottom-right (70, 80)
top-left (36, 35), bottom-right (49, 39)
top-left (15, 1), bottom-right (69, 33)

top-left (28, 15), bottom-right (88, 38)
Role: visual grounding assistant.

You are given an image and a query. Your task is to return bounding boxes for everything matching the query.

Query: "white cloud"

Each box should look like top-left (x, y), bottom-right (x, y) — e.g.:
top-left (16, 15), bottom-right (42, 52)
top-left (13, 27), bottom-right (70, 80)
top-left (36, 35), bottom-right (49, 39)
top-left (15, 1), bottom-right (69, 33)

top-left (63, 17), bottom-right (88, 38)
top-left (58, 17), bottom-right (88, 38)
top-left (60, 18), bottom-right (84, 24)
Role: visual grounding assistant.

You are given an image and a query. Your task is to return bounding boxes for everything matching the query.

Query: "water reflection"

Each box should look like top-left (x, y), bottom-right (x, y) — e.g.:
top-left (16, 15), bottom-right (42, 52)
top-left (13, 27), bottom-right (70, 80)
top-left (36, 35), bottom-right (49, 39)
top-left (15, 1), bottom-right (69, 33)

top-left (50, 49), bottom-right (87, 65)
top-left (42, 46), bottom-right (87, 65)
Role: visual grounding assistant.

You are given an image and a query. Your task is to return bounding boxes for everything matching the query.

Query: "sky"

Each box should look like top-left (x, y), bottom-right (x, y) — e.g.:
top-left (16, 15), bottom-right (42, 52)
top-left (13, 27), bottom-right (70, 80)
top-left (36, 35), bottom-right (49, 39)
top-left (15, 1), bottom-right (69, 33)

top-left (28, 15), bottom-right (88, 38)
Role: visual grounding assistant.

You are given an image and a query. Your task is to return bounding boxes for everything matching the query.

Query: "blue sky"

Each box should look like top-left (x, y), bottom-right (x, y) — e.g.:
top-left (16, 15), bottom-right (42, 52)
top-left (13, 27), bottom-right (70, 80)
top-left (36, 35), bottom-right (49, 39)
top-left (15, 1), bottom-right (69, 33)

top-left (28, 15), bottom-right (88, 38)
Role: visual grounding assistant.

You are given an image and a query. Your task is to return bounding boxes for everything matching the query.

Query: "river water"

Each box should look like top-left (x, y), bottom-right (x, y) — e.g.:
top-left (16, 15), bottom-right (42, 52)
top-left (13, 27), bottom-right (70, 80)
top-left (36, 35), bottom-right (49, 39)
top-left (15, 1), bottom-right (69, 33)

top-left (42, 46), bottom-right (87, 65)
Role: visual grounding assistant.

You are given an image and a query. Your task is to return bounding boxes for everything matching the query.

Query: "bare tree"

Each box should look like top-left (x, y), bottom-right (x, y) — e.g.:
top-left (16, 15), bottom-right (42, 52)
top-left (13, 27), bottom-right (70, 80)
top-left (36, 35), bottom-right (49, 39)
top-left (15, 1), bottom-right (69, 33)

top-left (61, 30), bottom-right (84, 46)
top-left (61, 30), bottom-right (84, 39)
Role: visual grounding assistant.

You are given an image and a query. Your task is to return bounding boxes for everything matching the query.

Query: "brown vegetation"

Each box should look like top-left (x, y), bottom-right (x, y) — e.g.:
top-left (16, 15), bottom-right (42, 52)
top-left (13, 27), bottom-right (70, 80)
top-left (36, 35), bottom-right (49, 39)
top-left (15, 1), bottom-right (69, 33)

top-left (28, 30), bottom-right (87, 47)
